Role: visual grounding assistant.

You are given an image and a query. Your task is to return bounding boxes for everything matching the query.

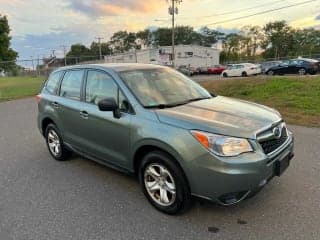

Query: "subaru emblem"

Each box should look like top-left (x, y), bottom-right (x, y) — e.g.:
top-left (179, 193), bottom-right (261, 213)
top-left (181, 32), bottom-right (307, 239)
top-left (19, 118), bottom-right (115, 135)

top-left (273, 127), bottom-right (282, 139)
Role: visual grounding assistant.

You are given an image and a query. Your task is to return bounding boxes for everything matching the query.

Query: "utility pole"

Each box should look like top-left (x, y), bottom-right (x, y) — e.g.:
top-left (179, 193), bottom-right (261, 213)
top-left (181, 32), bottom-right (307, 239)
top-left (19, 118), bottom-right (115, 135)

top-left (60, 45), bottom-right (68, 66)
top-left (37, 55), bottom-right (40, 76)
top-left (95, 37), bottom-right (104, 61)
top-left (30, 56), bottom-right (34, 71)
top-left (169, 0), bottom-right (182, 68)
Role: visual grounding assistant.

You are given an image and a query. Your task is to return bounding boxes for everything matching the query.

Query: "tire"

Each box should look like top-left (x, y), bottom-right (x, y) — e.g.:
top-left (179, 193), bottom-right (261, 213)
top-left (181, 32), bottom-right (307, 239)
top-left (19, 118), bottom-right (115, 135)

top-left (298, 68), bottom-right (306, 75)
top-left (139, 151), bottom-right (191, 214)
top-left (223, 72), bottom-right (228, 78)
top-left (45, 123), bottom-right (71, 161)
top-left (267, 70), bottom-right (274, 76)
top-left (242, 72), bottom-right (247, 77)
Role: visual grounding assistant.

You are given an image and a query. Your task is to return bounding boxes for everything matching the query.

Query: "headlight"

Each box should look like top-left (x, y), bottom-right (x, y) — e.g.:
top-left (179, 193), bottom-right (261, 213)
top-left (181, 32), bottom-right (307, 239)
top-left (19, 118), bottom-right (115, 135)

top-left (191, 130), bottom-right (253, 157)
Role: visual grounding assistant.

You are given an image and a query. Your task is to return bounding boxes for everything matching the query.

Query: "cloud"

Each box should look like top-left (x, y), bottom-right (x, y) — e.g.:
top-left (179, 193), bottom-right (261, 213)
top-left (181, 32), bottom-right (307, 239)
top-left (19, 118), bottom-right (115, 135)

top-left (11, 31), bottom-right (90, 60)
top-left (316, 14), bottom-right (320, 21)
top-left (67, 0), bottom-right (164, 18)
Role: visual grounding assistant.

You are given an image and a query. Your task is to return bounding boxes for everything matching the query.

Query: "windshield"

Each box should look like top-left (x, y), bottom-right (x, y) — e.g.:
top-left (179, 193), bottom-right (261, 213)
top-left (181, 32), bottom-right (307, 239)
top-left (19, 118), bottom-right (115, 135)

top-left (119, 68), bottom-right (211, 108)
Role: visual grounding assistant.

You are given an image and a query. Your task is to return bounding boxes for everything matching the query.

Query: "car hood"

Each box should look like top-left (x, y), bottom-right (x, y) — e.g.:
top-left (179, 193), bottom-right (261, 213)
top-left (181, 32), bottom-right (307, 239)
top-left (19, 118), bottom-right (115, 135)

top-left (155, 96), bottom-right (281, 139)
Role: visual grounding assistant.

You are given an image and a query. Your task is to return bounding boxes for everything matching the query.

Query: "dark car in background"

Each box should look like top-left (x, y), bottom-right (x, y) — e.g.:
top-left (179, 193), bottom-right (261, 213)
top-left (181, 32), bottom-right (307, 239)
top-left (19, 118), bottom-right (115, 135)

top-left (177, 65), bottom-right (193, 76)
top-left (208, 65), bottom-right (226, 74)
top-left (261, 61), bottom-right (282, 74)
top-left (177, 65), bottom-right (199, 76)
top-left (266, 58), bottom-right (319, 75)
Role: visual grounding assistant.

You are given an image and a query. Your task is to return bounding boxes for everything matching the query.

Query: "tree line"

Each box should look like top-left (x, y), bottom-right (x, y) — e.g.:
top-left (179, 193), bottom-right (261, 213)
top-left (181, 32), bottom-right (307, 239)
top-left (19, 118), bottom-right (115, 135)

top-left (2, 13), bottom-right (320, 72)
top-left (67, 21), bottom-right (320, 64)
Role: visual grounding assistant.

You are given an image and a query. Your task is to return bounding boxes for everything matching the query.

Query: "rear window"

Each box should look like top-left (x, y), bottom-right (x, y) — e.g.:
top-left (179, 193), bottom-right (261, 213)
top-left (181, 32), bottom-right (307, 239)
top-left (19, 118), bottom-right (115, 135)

top-left (46, 71), bottom-right (62, 94)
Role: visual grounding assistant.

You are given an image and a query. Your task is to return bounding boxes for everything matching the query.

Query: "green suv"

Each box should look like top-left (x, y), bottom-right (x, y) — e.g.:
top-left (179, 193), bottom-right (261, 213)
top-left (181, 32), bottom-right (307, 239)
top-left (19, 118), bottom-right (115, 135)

top-left (37, 64), bottom-right (294, 214)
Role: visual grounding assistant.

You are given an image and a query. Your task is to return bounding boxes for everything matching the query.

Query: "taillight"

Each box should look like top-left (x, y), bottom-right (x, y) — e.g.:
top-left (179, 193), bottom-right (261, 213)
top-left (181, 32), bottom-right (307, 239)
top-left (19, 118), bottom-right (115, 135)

top-left (35, 94), bottom-right (42, 103)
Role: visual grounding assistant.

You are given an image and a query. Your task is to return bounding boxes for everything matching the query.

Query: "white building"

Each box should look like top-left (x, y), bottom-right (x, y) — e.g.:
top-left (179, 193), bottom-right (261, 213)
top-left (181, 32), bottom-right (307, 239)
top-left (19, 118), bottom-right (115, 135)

top-left (104, 45), bottom-right (220, 68)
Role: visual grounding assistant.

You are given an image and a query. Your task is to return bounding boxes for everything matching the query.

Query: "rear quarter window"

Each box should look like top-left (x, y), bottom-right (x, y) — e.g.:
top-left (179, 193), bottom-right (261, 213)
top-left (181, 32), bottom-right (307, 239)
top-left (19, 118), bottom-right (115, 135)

top-left (46, 71), bottom-right (63, 94)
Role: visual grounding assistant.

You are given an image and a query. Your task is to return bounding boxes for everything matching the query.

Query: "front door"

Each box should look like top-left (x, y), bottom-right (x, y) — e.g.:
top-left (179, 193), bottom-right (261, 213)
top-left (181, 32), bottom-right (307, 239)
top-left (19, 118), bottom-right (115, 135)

top-left (79, 70), bottom-right (132, 169)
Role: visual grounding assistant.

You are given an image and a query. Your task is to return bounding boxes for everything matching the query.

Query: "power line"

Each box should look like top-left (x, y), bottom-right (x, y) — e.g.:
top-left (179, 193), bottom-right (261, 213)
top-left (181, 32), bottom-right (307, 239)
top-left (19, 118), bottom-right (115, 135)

top-left (179, 0), bottom-right (286, 20)
top-left (196, 0), bottom-right (319, 27)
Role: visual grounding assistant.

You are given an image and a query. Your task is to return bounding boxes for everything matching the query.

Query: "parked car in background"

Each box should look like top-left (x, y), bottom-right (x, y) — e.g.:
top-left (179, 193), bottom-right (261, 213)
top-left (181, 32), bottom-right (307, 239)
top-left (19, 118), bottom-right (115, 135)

top-left (37, 63), bottom-right (294, 214)
top-left (222, 63), bottom-right (261, 77)
top-left (177, 65), bottom-right (193, 76)
top-left (266, 58), bottom-right (319, 75)
top-left (189, 66), bottom-right (200, 75)
top-left (177, 66), bottom-right (199, 76)
top-left (197, 67), bottom-right (209, 74)
top-left (261, 61), bottom-right (282, 74)
top-left (0, 70), bottom-right (5, 77)
top-left (208, 65), bottom-right (226, 74)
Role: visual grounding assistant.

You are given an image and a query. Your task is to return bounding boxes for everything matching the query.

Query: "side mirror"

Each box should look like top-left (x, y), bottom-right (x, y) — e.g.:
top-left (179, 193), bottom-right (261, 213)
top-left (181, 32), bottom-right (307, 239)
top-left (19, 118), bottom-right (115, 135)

top-left (98, 98), bottom-right (121, 119)
top-left (210, 92), bottom-right (217, 97)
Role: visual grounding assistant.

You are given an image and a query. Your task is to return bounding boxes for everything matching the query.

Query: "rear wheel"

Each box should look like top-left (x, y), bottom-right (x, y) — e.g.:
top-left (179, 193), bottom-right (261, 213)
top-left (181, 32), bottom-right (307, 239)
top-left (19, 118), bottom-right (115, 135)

top-left (139, 151), bottom-right (191, 214)
top-left (223, 72), bottom-right (228, 78)
top-left (45, 124), bottom-right (71, 161)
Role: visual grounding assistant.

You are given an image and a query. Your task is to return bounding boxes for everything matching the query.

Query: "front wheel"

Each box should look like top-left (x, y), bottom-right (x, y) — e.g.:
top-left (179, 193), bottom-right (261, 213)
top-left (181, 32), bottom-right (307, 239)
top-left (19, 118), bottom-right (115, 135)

top-left (267, 70), bottom-right (274, 76)
top-left (223, 72), bottom-right (228, 78)
top-left (139, 151), bottom-right (191, 214)
top-left (242, 71), bottom-right (247, 77)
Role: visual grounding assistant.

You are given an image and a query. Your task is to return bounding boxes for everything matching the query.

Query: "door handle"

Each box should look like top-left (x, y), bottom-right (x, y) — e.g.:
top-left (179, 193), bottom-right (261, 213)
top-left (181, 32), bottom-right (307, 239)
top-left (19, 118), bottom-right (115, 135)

top-left (80, 110), bottom-right (89, 119)
top-left (51, 101), bottom-right (59, 108)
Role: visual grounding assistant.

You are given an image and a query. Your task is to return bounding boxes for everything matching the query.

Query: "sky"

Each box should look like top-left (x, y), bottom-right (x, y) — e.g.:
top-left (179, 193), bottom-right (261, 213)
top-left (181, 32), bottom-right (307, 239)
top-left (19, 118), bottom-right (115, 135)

top-left (1, 0), bottom-right (320, 64)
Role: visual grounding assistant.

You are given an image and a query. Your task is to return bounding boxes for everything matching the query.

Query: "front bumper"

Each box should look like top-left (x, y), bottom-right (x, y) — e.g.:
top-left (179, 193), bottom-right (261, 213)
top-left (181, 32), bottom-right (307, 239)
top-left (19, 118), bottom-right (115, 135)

top-left (188, 133), bottom-right (294, 205)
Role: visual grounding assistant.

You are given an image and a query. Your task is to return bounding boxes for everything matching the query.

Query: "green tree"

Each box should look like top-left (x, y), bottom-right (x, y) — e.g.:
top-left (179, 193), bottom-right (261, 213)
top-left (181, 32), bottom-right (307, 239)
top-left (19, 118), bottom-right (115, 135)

top-left (199, 27), bottom-right (224, 47)
top-left (66, 44), bottom-right (91, 64)
top-left (90, 42), bottom-right (112, 56)
top-left (0, 14), bottom-right (18, 71)
top-left (136, 29), bottom-right (153, 48)
top-left (262, 21), bottom-right (294, 59)
top-left (109, 31), bottom-right (137, 53)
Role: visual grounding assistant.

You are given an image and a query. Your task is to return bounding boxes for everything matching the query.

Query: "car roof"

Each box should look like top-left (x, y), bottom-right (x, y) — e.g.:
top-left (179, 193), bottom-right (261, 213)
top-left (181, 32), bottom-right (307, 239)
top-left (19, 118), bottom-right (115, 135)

top-left (53, 63), bottom-right (167, 73)
top-left (293, 58), bottom-right (318, 62)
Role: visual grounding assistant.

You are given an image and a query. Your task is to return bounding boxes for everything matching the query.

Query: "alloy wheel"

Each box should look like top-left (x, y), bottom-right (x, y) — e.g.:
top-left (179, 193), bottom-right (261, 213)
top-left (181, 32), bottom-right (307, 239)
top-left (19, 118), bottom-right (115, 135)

top-left (144, 164), bottom-right (176, 207)
top-left (47, 129), bottom-right (61, 157)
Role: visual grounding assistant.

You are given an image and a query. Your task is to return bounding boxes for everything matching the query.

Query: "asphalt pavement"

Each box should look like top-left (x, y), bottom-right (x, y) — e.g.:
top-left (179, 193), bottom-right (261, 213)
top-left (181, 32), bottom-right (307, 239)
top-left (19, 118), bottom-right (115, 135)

top-left (0, 98), bottom-right (319, 240)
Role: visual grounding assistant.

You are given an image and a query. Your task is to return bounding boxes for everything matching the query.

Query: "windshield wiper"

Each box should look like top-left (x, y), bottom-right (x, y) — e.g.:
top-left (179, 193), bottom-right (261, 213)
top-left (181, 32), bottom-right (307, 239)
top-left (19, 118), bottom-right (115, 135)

top-left (185, 97), bottom-right (211, 103)
top-left (145, 97), bottom-right (211, 109)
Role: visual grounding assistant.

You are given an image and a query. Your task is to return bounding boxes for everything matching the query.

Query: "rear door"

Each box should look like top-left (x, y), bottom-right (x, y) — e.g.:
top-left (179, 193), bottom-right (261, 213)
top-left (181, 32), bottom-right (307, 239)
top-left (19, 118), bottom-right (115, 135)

top-left (78, 69), bottom-right (132, 168)
top-left (57, 69), bottom-right (85, 147)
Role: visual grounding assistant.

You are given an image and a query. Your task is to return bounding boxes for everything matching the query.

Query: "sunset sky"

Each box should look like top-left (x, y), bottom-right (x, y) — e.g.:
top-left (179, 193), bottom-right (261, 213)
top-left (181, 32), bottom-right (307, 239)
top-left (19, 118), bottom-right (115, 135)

top-left (1, 0), bottom-right (320, 61)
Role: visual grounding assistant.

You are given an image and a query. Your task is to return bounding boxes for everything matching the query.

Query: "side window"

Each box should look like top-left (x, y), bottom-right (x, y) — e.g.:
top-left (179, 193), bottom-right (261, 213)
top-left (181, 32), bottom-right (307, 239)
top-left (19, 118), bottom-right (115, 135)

top-left (85, 70), bottom-right (118, 105)
top-left (60, 70), bottom-right (84, 101)
top-left (46, 71), bottom-right (62, 94)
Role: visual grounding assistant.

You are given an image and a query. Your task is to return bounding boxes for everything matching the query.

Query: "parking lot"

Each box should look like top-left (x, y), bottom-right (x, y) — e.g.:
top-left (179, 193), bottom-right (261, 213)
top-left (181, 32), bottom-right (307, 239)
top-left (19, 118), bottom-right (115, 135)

top-left (0, 98), bottom-right (320, 240)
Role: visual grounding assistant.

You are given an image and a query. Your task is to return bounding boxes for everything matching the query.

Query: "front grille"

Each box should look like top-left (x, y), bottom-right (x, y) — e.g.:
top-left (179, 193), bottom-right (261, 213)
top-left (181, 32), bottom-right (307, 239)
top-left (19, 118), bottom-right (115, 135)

top-left (259, 126), bottom-right (288, 155)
